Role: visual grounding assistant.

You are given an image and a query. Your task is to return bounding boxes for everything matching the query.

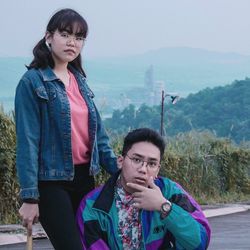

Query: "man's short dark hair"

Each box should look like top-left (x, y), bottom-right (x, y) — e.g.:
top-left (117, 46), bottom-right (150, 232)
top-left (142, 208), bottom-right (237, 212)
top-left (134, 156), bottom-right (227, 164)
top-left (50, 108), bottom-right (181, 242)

top-left (122, 128), bottom-right (166, 159)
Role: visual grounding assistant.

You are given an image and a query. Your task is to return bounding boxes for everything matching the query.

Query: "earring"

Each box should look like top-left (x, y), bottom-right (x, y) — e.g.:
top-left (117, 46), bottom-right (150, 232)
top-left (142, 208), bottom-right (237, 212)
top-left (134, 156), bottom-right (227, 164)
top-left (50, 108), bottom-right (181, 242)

top-left (45, 41), bottom-right (51, 52)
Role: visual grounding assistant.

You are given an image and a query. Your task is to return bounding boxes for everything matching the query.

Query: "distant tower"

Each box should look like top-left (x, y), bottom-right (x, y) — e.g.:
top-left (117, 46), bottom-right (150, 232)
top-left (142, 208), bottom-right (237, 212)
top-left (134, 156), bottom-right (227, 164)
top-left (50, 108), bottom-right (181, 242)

top-left (144, 65), bottom-right (154, 91)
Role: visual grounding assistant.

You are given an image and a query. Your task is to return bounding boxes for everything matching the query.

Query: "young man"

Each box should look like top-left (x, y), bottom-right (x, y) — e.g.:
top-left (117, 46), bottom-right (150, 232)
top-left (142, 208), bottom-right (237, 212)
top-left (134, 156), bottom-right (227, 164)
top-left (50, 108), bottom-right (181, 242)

top-left (77, 128), bottom-right (210, 249)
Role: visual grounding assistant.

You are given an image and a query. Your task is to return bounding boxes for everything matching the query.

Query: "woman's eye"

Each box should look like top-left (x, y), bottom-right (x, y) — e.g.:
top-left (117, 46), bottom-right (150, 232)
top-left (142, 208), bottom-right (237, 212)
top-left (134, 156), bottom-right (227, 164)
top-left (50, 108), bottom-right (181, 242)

top-left (76, 36), bottom-right (84, 41)
top-left (61, 32), bottom-right (69, 38)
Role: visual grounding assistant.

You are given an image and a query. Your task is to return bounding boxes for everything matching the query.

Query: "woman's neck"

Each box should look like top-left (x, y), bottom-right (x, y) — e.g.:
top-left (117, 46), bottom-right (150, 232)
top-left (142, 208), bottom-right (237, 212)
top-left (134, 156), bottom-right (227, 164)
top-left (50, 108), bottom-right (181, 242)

top-left (53, 64), bottom-right (70, 87)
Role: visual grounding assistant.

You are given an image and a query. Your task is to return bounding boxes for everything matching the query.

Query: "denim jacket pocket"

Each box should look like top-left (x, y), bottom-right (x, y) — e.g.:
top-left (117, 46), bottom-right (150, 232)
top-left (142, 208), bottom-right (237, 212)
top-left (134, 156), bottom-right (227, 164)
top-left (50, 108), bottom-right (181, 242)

top-left (35, 86), bottom-right (57, 101)
top-left (47, 86), bottom-right (57, 100)
top-left (35, 86), bottom-right (49, 101)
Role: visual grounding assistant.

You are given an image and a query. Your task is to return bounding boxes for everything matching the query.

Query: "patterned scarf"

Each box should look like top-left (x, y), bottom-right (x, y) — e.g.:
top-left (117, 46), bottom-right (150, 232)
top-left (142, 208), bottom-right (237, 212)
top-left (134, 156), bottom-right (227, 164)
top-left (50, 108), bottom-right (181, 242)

top-left (115, 177), bottom-right (142, 250)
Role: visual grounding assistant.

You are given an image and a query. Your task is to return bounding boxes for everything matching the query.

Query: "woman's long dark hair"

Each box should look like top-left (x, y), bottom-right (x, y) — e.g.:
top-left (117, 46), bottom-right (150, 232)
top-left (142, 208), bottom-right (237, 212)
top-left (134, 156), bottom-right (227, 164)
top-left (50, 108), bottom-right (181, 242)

top-left (28, 8), bottom-right (88, 76)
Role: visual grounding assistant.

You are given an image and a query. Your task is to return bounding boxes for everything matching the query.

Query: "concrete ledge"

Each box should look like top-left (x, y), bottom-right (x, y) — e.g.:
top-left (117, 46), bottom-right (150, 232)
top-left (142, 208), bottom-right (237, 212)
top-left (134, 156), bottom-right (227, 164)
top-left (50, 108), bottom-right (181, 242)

top-left (203, 204), bottom-right (250, 218)
top-left (0, 234), bottom-right (26, 245)
top-left (0, 223), bottom-right (47, 246)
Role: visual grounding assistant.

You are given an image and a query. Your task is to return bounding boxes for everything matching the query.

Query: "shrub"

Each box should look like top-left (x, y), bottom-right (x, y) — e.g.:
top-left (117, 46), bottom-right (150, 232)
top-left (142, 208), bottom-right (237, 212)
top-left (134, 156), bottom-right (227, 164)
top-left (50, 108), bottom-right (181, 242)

top-left (0, 109), bottom-right (19, 224)
top-left (160, 131), bottom-right (250, 202)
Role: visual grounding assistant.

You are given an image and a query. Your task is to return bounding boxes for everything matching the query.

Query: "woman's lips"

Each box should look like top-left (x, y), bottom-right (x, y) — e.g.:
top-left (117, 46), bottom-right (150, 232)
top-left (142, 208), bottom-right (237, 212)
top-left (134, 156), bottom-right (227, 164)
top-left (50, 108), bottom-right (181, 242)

top-left (64, 49), bottom-right (75, 54)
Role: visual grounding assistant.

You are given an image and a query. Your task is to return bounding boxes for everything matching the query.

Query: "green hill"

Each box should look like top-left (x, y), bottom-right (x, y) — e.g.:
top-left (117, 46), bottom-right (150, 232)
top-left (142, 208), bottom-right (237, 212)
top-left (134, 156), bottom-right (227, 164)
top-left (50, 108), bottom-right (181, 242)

top-left (169, 78), bottom-right (250, 142)
top-left (105, 78), bottom-right (250, 143)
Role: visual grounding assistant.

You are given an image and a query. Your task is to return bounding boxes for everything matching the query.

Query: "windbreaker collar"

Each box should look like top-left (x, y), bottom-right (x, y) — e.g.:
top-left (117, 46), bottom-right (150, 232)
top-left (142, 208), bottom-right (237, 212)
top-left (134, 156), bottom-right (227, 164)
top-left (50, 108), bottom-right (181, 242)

top-left (93, 171), bottom-right (121, 213)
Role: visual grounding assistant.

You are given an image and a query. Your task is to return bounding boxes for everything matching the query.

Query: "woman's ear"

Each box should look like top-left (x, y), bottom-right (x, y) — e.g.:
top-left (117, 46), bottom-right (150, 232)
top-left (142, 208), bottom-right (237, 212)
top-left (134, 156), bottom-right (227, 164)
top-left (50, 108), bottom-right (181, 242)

top-left (45, 32), bottom-right (52, 52)
top-left (45, 31), bottom-right (52, 44)
top-left (117, 155), bottom-right (124, 169)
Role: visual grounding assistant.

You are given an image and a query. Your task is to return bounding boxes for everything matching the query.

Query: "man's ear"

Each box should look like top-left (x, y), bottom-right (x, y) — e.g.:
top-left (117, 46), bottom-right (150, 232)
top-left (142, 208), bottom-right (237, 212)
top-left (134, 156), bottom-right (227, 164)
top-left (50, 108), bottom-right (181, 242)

top-left (117, 155), bottom-right (124, 169)
top-left (154, 166), bottom-right (160, 179)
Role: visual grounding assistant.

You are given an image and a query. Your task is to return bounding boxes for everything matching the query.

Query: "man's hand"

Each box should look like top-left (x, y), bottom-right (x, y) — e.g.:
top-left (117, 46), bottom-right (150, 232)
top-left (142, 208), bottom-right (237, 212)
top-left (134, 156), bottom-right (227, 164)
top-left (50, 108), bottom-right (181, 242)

top-left (19, 203), bottom-right (39, 235)
top-left (127, 177), bottom-right (167, 211)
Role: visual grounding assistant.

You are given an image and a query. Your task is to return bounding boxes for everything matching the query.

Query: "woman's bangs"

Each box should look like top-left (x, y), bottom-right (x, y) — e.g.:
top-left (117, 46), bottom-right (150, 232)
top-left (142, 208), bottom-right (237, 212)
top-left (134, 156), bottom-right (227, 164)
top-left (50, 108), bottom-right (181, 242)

top-left (58, 15), bottom-right (88, 37)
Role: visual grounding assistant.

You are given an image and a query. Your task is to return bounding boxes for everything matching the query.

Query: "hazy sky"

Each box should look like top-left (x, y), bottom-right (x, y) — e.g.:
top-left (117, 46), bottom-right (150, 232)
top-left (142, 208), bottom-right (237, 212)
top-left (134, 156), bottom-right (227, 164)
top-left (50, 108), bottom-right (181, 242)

top-left (1, 0), bottom-right (250, 58)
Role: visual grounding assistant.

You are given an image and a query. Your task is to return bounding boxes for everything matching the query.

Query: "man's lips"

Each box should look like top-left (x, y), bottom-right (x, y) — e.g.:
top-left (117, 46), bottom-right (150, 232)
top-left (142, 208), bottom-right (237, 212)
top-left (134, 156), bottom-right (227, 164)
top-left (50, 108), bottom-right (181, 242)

top-left (134, 177), bottom-right (147, 184)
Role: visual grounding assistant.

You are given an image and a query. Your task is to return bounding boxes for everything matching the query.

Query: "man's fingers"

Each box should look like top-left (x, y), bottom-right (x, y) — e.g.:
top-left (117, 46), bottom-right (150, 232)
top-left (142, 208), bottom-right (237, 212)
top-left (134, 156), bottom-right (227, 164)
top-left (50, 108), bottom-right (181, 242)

top-left (132, 202), bottom-right (140, 208)
top-left (132, 197), bottom-right (141, 203)
top-left (127, 182), bottom-right (145, 191)
top-left (148, 176), bottom-right (157, 189)
top-left (132, 192), bottom-right (142, 198)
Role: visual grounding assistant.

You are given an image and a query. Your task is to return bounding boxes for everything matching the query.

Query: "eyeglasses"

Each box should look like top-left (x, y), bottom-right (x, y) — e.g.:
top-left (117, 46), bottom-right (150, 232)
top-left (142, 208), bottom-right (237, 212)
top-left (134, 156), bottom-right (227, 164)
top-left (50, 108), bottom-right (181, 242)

top-left (126, 154), bottom-right (160, 171)
top-left (55, 31), bottom-right (86, 44)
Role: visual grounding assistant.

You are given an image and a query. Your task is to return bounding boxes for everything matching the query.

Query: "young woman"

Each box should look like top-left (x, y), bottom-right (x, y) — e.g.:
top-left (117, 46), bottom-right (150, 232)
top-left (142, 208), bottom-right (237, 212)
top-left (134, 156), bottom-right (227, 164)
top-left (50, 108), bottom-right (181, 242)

top-left (15, 8), bottom-right (118, 250)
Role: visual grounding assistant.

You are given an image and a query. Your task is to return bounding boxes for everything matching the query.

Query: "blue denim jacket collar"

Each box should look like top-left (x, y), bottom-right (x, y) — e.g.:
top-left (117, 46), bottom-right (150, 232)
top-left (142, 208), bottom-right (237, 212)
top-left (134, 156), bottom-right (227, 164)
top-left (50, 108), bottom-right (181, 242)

top-left (38, 65), bottom-right (87, 82)
top-left (38, 67), bottom-right (58, 82)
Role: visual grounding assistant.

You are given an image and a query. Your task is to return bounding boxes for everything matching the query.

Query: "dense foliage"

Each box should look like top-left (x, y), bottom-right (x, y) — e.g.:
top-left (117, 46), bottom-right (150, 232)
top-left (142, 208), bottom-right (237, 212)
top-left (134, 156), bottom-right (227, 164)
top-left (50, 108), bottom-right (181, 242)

top-left (0, 109), bottom-right (19, 224)
top-left (96, 131), bottom-right (250, 204)
top-left (105, 78), bottom-right (250, 143)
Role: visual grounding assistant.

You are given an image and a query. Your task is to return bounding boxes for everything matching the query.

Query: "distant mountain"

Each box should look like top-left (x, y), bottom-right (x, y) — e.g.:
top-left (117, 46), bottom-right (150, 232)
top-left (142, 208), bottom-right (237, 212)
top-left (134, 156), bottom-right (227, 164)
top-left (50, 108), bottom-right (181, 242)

top-left (1, 47), bottom-right (250, 112)
top-left (110, 47), bottom-right (250, 65)
top-left (95, 47), bottom-right (250, 95)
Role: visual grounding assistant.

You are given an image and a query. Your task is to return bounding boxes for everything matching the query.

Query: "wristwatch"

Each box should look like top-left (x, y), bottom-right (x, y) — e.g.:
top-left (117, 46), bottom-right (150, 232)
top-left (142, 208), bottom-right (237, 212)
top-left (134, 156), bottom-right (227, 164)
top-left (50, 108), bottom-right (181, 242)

top-left (160, 200), bottom-right (172, 219)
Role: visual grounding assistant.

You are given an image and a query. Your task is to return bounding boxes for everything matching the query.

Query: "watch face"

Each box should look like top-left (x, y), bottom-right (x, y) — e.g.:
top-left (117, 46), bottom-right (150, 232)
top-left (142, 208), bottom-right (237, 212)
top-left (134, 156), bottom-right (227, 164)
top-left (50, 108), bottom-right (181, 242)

top-left (162, 203), bottom-right (171, 213)
top-left (160, 201), bottom-right (172, 219)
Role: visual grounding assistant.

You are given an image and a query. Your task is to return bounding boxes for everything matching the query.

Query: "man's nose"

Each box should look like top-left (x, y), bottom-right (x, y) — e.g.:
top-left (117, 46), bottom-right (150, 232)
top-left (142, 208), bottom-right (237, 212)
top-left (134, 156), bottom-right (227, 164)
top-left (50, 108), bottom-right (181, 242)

top-left (138, 162), bottom-right (147, 173)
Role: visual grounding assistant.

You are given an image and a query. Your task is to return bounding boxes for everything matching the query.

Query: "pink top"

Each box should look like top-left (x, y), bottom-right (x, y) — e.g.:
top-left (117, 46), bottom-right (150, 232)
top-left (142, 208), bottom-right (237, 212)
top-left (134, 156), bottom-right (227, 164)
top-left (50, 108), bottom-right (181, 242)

top-left (66, 71), bottom-right (90, 165)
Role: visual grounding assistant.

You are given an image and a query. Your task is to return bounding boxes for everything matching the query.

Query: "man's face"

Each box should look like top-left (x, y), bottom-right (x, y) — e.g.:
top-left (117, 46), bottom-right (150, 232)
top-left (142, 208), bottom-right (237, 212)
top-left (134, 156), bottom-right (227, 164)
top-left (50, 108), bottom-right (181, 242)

top-left (118, 141), bottom-right (161, 194)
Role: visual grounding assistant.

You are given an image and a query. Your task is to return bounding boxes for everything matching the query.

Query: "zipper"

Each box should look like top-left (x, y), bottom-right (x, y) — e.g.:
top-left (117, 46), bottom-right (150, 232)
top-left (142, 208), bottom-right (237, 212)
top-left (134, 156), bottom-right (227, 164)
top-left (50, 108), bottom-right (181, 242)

top-left (140, 210), bottom-right (146, 250)
top-left (93, 207), bottom-right (120, 249)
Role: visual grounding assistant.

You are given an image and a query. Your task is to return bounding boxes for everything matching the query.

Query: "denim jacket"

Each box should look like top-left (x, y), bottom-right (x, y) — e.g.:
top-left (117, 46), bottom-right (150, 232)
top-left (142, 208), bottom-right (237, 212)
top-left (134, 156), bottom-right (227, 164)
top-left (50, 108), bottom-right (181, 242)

top-left (15, 66), bottom-right (118, 200)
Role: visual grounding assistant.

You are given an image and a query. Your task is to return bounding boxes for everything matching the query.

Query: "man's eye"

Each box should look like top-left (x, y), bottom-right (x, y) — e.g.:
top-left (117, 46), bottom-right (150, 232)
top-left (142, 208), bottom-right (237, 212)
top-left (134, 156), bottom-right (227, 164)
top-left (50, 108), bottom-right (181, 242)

top-left (148, 162), bottom-right (157, 168)
top-left (133, 158), bottom-right (142, 164)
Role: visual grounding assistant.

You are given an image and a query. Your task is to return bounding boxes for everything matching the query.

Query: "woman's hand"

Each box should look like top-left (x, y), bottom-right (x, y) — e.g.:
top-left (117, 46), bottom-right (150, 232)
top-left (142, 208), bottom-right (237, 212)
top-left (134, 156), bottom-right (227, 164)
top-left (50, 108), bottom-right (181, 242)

top-left (19, 203), bottom-right (39, 235)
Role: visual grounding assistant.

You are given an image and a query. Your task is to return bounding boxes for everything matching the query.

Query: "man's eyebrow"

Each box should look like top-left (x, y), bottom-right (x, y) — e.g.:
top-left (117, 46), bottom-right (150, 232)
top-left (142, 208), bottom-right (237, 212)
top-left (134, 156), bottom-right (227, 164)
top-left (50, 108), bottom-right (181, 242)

top-left (132, 153), bottom-right (158, 161)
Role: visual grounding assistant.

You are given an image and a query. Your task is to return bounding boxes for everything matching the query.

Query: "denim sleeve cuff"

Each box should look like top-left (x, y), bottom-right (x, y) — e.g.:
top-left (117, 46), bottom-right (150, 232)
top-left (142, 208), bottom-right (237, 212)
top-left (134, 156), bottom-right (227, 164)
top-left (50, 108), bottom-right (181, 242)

top-left (22, 198), bottom-right (39, 204)
top-left (19, 187), bottom-right (39, 200)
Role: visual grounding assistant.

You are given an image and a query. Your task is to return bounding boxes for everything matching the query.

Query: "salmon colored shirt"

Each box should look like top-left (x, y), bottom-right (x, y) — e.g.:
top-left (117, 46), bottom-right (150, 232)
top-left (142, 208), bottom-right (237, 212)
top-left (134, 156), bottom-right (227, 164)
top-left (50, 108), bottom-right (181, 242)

top-left (66, 71), bottom-right (90, 165)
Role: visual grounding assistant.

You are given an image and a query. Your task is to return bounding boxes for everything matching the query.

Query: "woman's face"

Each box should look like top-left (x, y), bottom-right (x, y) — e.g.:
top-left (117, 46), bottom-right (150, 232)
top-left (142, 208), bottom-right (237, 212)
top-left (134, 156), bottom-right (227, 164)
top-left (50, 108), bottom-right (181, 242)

top-left (46, 27), bottom-right (85, 66)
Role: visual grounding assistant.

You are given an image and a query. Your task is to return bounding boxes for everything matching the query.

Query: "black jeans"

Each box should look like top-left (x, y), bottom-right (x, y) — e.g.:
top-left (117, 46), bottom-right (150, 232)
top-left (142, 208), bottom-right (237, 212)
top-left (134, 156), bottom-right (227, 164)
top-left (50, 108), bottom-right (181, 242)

top-left (38, 165), bottom-right (95, 250)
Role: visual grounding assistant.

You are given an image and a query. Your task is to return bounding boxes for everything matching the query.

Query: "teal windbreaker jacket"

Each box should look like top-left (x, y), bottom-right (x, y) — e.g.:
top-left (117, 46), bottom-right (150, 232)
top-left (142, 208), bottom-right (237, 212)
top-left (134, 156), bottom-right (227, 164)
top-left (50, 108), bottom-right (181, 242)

top-left (77, 172), bottom-right (210, 250)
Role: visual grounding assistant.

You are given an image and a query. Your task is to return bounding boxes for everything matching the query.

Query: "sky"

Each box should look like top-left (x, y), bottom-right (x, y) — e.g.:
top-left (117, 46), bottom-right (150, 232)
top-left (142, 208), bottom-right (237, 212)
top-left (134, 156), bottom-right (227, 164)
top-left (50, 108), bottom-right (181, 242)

top-left (1, 0), bottom-right (250, 59)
